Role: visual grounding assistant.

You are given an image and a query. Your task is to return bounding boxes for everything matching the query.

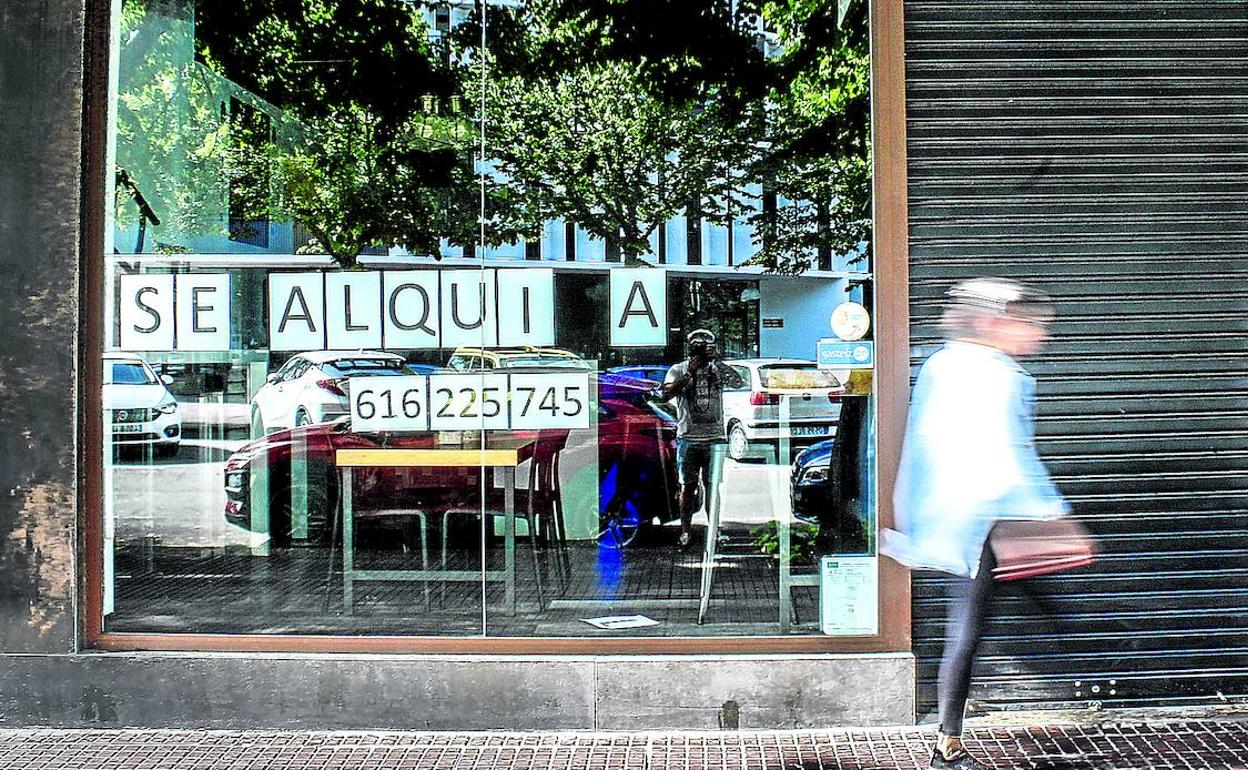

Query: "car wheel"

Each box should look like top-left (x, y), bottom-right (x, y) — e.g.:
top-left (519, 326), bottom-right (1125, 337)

top-left (728, 422), bottom-right (750, 461)
top-left (270, 460), bottom-right (337, 547)
top-left (598, 495), bottom-right (643, 549)
top-left (295, 408), bottom-right (313, 427)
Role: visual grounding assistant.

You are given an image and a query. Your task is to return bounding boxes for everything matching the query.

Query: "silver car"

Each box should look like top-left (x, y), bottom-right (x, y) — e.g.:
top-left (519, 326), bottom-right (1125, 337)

top-left (250, 350), bottom-right (412, 433)
top-left (721, 358), bottom-right (844, 461)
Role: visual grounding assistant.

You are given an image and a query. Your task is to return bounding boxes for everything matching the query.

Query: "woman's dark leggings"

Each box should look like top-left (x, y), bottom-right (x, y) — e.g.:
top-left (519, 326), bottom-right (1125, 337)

top-left (938, 545), bottom-right (997, 737)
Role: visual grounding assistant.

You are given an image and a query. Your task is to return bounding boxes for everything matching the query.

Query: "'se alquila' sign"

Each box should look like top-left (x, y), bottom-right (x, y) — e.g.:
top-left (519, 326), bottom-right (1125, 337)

top-left (117, 268), bottom-right (666, 351)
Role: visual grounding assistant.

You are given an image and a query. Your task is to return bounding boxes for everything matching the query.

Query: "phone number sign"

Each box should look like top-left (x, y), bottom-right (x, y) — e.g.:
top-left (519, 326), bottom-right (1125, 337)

top-left (349, 373), bottom-right (591, 432)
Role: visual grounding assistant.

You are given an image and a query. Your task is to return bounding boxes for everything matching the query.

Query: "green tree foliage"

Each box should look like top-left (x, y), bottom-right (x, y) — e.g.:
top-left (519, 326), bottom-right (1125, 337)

top-left (114, 0), bottom-right (233, 250)
top-left (463, 0), bottom-right (871, 272)
top-left (195, 0), bottom-right (478, 266)
top-left (481, 53), bottom-right (764, 263)
top-left (746, 0), bottom-right (872, 274)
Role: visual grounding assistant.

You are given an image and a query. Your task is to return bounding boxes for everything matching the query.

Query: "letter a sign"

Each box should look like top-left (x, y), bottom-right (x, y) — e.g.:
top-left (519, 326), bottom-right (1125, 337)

top-left (610, 268), bottom-right (666, 347)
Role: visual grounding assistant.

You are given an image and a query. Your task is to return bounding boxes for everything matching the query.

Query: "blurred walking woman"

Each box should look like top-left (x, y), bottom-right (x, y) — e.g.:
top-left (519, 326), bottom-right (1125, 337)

top-left (883, 278), bottom-right (1067, 770)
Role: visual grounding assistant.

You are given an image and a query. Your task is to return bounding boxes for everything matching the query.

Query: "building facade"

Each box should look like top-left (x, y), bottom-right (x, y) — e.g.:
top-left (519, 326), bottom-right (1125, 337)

top-left (0, 0), bottom-right (1243, 728)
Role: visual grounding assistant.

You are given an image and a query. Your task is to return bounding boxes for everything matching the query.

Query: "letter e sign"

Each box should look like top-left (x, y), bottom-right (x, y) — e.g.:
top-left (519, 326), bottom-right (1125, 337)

top-left (610, 268), bottom-right (666, 347)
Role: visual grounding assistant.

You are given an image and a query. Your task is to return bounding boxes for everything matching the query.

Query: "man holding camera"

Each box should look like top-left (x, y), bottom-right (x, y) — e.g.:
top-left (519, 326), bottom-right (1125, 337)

top-left (661, 329), bottom-right (744, 550)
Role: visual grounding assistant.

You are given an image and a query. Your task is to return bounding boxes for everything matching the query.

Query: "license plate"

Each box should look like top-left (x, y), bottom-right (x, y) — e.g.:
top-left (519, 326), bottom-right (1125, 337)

top-left (113, 424), bottom-right (143, 434)
top-left (792, 426), bottom-right (830, 437)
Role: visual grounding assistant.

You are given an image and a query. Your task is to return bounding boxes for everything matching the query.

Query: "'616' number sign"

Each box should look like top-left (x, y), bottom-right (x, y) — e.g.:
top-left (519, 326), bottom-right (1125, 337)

top-left (349, 373), bottom-right (590, 432)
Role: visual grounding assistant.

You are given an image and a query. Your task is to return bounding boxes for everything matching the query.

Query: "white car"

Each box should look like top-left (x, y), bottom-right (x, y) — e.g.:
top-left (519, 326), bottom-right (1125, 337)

top-left (103, 352), bottom-right (181, 457)
top-left (721, 358), bottom-right (844, 461)
top-left (250, 350), bottom-right (412, 433)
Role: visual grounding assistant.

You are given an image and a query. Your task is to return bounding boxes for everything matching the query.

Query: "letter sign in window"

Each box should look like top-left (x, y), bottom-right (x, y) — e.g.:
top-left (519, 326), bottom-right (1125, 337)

top-left (439, 270), bottom-right (497, 348)
top-left (175, 273), bottom-right (231, 351)
top-left (508, 373), bottom-right (591, 429)
top-left (609, 268), bottom-right (666, 347)
top-left (497, 268), bottom-right (555, 347)
top-left (383, 270), bottom-right (440, 349)
top-left (349, 375), bottom-right (430, 433)
top-left (270, 272), bottom-right (325, 351)
top-left (428, 373), bottom-right (509, 430)
top-left (326, 271), bottom-right (382, 350)
top-left (120, 273), bottom-right (175, 351)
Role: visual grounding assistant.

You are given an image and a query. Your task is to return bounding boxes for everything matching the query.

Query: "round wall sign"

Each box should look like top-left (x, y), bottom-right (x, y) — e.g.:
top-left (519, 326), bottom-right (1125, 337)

top-left (830, 301), bottom-right (871, 341)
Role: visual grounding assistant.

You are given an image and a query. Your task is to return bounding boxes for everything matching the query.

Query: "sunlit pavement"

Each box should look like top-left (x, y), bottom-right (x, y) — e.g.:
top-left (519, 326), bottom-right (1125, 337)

top-left (2, 720), bottom-right (1246, 769)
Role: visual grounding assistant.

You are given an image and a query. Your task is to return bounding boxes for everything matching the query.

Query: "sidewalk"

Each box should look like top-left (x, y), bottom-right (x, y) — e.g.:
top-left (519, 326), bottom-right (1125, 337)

top-left (1, 720), bottom-right (1246, 770)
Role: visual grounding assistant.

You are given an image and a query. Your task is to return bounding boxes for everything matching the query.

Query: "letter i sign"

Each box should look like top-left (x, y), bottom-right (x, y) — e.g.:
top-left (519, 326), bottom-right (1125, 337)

top-left (609, 268), bottom-right (666, 347)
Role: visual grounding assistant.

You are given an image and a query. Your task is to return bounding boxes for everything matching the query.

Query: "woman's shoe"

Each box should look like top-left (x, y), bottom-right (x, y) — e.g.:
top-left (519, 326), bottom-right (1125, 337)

top-left (929, 746), bottom-right (991, 770)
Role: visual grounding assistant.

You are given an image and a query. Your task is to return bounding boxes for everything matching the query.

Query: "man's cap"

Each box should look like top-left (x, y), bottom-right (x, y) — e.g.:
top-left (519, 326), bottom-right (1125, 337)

top-left (946, 278), bottom-right (1052, 317)
top-left (687, 329), bottom-right (716, 345)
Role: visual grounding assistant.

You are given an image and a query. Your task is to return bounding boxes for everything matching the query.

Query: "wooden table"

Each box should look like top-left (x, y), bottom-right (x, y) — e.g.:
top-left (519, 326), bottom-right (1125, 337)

top-left (334, 437), bottom-right (537, 616)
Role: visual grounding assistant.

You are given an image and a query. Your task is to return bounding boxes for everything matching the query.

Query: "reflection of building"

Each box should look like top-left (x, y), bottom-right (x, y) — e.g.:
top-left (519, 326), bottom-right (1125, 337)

top-left (17, 0), bottom-right (1248, 738)
top-left (113, 0), bottom-right (868, 366)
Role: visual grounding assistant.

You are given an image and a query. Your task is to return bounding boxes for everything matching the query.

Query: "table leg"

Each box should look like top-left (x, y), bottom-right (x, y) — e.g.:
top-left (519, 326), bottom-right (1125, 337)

top-left (504, 467), bottom-right (516, 616)
top-left (698, 444), bottom-right (728, 625)
top-left (342, 467), bottom-right (354, 615)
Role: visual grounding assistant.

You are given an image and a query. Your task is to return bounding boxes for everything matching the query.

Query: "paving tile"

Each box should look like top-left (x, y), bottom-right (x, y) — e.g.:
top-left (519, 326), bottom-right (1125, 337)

top-left (0, 722), bottom-right (1245, 770)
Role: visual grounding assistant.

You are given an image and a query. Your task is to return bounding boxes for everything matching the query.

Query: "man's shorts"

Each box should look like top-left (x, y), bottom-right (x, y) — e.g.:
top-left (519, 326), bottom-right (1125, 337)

top-left (675, 438), bottom-right (719, 485)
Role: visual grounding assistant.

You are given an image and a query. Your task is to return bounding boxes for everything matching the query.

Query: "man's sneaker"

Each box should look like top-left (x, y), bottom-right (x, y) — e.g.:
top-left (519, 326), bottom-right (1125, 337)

top-left (677, 531), bottom-right (692, 550)
top-left (929, 747), bottom-right (990, 770)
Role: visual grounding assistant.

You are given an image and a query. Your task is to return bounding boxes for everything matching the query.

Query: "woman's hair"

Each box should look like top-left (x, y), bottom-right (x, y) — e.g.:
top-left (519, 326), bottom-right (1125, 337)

top-left (941, 277), bottom-right (1054, 339)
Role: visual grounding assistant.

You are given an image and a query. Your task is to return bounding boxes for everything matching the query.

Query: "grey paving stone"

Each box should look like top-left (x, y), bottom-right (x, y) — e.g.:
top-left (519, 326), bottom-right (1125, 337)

top-left (0, 721), bottom-right (1245, 769)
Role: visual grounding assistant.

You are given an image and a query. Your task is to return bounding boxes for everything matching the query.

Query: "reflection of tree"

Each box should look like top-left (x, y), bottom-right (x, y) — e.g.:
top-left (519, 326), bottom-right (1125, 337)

top-left (115, 0), bottom-right (233, 248)
top-left (232, 105), bottom-right (478, 266)
top-left (467, 0), bottom-right (872, 273)
top-left (482, 52), bottom-right (763, 264)
top-left (193, 0), bottom-right (479, 267)
top-left (747, 0), bottom-right (872, 274)
top-left (120, 0), bottom-right (871, 270)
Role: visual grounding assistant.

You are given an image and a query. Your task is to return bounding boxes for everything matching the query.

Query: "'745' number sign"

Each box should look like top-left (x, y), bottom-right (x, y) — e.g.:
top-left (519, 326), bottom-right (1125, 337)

top-left (349, 373), bottom-right (591, 432)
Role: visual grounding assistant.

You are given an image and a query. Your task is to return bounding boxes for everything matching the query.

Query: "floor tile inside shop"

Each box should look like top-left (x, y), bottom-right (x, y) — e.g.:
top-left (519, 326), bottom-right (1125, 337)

top-left (108, 525), bottom-right (822, 636)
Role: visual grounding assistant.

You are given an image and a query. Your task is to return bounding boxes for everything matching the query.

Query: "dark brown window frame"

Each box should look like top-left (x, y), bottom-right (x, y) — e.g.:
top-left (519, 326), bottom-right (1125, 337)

top-left (79, 0), bottom-right (911, 655)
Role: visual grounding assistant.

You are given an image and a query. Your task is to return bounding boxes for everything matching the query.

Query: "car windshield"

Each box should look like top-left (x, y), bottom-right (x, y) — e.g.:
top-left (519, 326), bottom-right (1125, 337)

top-left (758, 365), bottom-right (840, 389)
top-left (107, 362), bottom-right (156, 385)
top-left (501, 356), bottom-right (592, 370)
top-left (320, 359), bottom-right (408, 377)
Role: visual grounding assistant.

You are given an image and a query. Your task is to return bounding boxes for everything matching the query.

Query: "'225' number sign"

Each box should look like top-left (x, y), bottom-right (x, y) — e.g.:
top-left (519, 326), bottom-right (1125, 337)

top-left (349, 373), bottom-right (590, 432)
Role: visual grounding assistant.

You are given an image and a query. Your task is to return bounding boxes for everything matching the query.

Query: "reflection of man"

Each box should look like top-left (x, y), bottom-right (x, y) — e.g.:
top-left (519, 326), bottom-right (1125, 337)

top-left (661, 329), bottom-right (744, 550)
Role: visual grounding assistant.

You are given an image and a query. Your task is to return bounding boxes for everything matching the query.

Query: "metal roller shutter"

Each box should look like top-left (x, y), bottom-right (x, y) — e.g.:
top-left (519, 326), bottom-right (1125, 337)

top-left (903, 0), bottom-right (1248, 710)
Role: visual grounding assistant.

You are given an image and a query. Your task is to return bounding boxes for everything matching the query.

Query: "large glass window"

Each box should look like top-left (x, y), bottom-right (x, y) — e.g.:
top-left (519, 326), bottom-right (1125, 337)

top-left (101, 0), bottom-right (877, 639)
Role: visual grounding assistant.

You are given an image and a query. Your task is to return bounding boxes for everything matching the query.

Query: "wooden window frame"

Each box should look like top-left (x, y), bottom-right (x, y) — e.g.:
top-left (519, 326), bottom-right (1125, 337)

top-left (79, 0), bottom-right (910, 655)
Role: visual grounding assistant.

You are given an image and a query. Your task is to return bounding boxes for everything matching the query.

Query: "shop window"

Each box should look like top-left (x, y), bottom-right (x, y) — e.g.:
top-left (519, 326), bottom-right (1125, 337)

top-left (100, 0), bottom-right (877, 642)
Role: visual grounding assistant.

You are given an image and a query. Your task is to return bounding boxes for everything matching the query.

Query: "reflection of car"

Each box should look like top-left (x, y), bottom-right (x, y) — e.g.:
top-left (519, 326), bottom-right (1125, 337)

top-left (224, 377), bottom-right (678, 548)
top-left (446, 346), bottom-right (594, 371)
top-left (104, 352), bottom-right (181, 456)
top-left (721, 359), bottom-right (844, 461)
top-left (790, 437), bottom-right (870, 554)
top-left (606, 364), bottom-right (670, 384)
top-left (790, 438), bottom-right (834, 523)
top-left (250, 351), bottom-right (413, 433)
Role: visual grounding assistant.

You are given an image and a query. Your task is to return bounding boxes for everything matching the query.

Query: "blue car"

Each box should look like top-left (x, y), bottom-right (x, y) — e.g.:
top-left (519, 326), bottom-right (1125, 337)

top-left (606, 364), bottom-right (671, 384)
top-left (790, 439), bottom-right (834, 524)
top-left (791, 436), bottom-right (872, 554)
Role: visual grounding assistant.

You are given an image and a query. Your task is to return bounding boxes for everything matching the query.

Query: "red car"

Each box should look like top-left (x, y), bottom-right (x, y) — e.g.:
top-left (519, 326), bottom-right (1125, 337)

top-left (223, 375), bottom-right (677, 548)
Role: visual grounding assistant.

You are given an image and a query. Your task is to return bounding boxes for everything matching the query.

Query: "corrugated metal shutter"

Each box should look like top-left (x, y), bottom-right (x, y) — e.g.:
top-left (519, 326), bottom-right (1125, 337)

top-left (904, 0), bottom-right (1248, 710)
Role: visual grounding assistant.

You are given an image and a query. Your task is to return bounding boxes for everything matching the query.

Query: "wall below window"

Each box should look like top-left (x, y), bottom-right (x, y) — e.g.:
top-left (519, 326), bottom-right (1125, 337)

top-left (0, 653), bottom-right (914, 729)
